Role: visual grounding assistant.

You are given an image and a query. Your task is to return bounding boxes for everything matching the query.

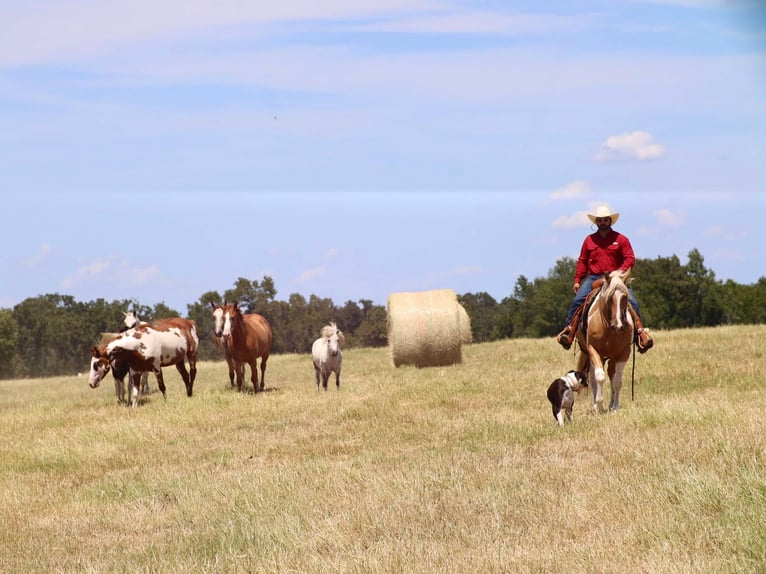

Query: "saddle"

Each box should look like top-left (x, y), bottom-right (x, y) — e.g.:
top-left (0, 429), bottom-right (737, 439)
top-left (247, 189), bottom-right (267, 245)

top-left (575, 279), bottom-right (603, 335)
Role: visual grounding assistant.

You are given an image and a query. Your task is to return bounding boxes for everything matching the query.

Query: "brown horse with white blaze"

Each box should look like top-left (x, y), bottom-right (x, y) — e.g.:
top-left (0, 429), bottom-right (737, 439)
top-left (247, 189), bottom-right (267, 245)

top-left (575, 270), bottom-right (634, 414)
top-left (212, 302), bottom-right (272, 393)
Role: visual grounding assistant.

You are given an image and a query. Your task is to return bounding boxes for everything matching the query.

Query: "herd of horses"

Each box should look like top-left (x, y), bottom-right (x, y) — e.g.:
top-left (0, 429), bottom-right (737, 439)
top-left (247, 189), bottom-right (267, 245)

top-left (88, 271), bottom-right (635, 419)
top-left (88, 302), bottom-right (344, 409)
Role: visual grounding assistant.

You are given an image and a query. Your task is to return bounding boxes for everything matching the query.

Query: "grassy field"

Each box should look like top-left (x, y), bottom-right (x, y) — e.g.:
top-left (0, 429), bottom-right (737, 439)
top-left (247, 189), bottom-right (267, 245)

top-left (1, 325), bottom-right (765, 573)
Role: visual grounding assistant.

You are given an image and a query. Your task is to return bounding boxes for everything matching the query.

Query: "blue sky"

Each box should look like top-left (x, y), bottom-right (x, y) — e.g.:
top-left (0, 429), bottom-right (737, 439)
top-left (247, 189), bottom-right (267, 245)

top-left (1, 1), bottom-right (764, 313)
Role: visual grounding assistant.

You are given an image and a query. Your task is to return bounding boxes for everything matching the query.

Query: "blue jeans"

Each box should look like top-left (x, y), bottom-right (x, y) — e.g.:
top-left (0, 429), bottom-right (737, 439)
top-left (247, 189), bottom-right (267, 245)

top-left (565, 274), bottom-right (643, 324)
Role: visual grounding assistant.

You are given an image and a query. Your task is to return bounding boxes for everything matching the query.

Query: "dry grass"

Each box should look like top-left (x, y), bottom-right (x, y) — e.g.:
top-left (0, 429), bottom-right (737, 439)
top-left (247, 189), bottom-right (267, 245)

top-left (1, 325), bottom-right (765, 573)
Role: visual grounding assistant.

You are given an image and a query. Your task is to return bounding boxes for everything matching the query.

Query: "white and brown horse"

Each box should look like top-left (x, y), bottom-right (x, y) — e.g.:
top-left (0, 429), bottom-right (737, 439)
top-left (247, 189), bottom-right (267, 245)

top-left (212, 302), bottom-right (272, 393)
top-left (89, 317), bottom-right (198, 408)
top-left (575, 270), bottom-right (634, 413)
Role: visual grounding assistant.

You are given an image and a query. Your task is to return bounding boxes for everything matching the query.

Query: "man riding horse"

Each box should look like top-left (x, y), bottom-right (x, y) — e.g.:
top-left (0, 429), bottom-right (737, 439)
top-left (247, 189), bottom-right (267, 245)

top-left (556, 204), bottom-right (654, 353)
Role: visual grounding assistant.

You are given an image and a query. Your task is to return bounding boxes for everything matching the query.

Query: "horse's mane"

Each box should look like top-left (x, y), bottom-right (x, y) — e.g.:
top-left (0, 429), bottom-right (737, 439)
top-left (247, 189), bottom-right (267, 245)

top-left (320, 322), bottom-right (345, 347)
top-left (602, 270), bottom-right (630, 300)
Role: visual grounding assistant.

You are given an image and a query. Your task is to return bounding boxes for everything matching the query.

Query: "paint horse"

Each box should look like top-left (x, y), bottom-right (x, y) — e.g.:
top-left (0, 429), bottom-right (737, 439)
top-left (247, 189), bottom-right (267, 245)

top-left (89, 317), bottom-right (199, 408)
top-left (120, 311), bottom-right (151, 396)
top-left (312, 322), bottom-right (345, 391)
top-left (212, 302), bottom-right (272, 393)
top-left (575, 269), bottom-right (634, 414)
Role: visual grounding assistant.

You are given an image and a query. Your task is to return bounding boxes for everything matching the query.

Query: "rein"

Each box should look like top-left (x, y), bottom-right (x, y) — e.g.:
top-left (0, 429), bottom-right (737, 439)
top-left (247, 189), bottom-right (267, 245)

top-left (631, 338), bottom-right (636, 401)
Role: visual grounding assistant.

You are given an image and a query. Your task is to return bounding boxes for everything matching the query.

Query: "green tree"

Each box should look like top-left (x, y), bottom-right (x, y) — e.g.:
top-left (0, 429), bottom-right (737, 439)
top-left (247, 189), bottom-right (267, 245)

top-left (355, 305), bottom-right (388, 348)
top-left (187, 290), bottom-right (226, 361)
top-left (0, 309), bottom-right (18, 378)
top-left (458, 292), bottom-right (497, 343)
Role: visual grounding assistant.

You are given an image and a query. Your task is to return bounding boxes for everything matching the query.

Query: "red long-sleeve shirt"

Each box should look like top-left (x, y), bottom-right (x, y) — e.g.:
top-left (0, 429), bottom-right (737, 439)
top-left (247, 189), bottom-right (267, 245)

top-left (574, 230), bottom-right (635, 284)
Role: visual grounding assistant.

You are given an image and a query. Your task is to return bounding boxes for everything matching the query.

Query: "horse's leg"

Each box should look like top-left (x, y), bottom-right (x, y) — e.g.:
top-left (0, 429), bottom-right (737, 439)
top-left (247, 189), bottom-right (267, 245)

top-left (140, 371), bottom-right (150, 395)
top-left (609, 359), bottom-right (627, 411)
top-left (175, 361), bottom-right (193, 397)
top-left (129, 371), bottom-right (143, 409)
top-left (335, 366), bottom-right (341, 389)
top-left (155, 369), bottom-right (167, 399)
top-left (225, 346), bottom-right (235, 388)
top-left (114, 374), bottom-right (125, 405)
top-left (259, 356), bottom-right (268, 391)
top-left (235, 361), bottom-right (245, 393)
top-left (188, 353), bottom-right (197, 388)
top-left (249, 359), bottom-right (259, 393)
top-left (314, 363), bottom-right (321, 391)
top-left (322, 370), bottom-right (329, 391)
top-left (587, 349), bottom-right (606, 414)
top-left (228, 361), bottom-right (235, 388)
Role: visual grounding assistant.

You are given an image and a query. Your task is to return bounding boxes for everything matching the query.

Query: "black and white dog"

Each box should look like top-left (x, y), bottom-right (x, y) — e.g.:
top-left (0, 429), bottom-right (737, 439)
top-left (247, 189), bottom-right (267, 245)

top-left (547, 370), bottom-right (588, 427)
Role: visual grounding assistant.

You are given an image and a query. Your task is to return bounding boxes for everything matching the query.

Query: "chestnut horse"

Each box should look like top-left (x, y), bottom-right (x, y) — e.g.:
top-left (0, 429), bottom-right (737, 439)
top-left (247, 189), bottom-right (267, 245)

top-left (212, 302), bottom-right (272, 393)
top-left (213, 330), bottom-right (240, 388)
top-left (575, 270), bottom-right (634, 414)
top-left (89, 317), bottom-right (198, 408)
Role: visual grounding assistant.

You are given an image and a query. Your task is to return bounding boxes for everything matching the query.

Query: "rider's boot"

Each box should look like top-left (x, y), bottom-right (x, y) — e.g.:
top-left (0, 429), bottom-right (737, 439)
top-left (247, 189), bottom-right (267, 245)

top-left (556, 306), bottom-right (584, 350)
top-left (629, 307), bottom-right (654, 353)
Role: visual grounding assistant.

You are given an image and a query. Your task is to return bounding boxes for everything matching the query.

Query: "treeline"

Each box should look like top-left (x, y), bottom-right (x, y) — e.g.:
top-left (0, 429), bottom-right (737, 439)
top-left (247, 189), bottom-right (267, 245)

top-left (1, 248), bottom-right (764, 379)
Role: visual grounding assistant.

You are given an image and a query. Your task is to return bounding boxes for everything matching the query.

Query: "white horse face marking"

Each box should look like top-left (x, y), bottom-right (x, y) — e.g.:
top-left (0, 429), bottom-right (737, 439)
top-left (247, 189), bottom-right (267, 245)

top-left (327, 331), bottom-right (341, 356)
top-left (212, 307), bottom-right (224, 337)
top-left (222, 310), bottom-right (233, 338)
top-left (88, 354), bottom-right (110, 388)
top-left (123, 311), bottom-right (138, 330)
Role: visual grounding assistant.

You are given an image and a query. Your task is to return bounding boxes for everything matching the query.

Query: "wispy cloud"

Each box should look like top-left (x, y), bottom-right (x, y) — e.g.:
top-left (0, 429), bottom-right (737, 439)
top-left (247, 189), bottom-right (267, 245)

top-left (594, 131), bottom-right (665, 162)
top-left (552, 211), bottom-right (590, 229)
top-left (549, 181), bottom-right (591, 201)
top-left (653, 208), bottom-right (685, 228)
top-left (298, 267), bottom-right (326, 283)
top-left (61, 257), bottom-right (160, 288)
top-left (0, 0), bottom-right (439, 67)
top-left (24, 243), bottom-right (51, 267)
top-left (705, 224), bottom-right (748, 241)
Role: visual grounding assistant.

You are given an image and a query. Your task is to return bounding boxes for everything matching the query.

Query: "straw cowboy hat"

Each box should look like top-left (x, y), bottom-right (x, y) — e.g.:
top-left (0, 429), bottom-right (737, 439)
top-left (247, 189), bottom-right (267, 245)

top-left (587, 205), bottom-right (620, 225)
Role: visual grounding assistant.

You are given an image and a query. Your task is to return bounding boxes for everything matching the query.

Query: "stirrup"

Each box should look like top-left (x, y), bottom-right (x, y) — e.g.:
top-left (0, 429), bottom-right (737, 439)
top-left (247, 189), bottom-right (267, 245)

top-left (636, 329), bottom-right (654, 354)
top-left (557, 329), bottom-right (572, 350)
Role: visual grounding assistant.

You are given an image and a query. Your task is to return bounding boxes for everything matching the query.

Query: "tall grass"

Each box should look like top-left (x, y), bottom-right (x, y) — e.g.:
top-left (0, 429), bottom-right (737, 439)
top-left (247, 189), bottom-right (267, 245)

top-left (1, 325), bottom-right (764, 573)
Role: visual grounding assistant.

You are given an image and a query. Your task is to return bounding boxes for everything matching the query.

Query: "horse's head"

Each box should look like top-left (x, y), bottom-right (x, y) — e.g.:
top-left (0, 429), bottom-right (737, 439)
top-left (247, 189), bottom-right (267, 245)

top-left (603, 270), bottom-right (630, 332)
top-left (219, 302), bottom-right (243, 339)
top-left (88, 345), bottom-right (111, 388)
top-left (321, 322), bottom-right (344, 357)
top-left (211, 302), bottom-right (225, 338)
top-left (122, 311), bottom-right (138, 331)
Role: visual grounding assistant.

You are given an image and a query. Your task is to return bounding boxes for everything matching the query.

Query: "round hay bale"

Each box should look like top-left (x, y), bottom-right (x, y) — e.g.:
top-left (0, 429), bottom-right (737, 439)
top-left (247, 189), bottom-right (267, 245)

top-left (387, 289), bottom-right (463, 368)
top-left (457, 302), bottom-right (473, 345)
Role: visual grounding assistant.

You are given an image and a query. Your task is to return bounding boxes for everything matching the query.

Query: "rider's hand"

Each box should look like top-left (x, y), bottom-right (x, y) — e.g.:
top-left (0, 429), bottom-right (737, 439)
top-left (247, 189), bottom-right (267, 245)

top-left (573, 282), bottom-right (580, 294)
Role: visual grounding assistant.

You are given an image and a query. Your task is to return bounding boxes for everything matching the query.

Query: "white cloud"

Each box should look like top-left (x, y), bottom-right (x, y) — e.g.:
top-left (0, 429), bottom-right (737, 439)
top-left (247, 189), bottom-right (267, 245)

top-left (704, 224), bottom-right (748, 241)
top-left (549, 181), bottom-right (591, 201)
top-left (24, 243), bottom-right (52, 267)
top-left (594, 130), bottom-right (665, 162)
top-left (0, 0), bottom-right (441, 67)
top-left (653, 208), bottom-right (685, 228)
top-left (61, 257), bottom-right (160, 288)
top-left (552, 211), bottom-right (590, 229)
top-left (298, 267), bottom-right (326, 283)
